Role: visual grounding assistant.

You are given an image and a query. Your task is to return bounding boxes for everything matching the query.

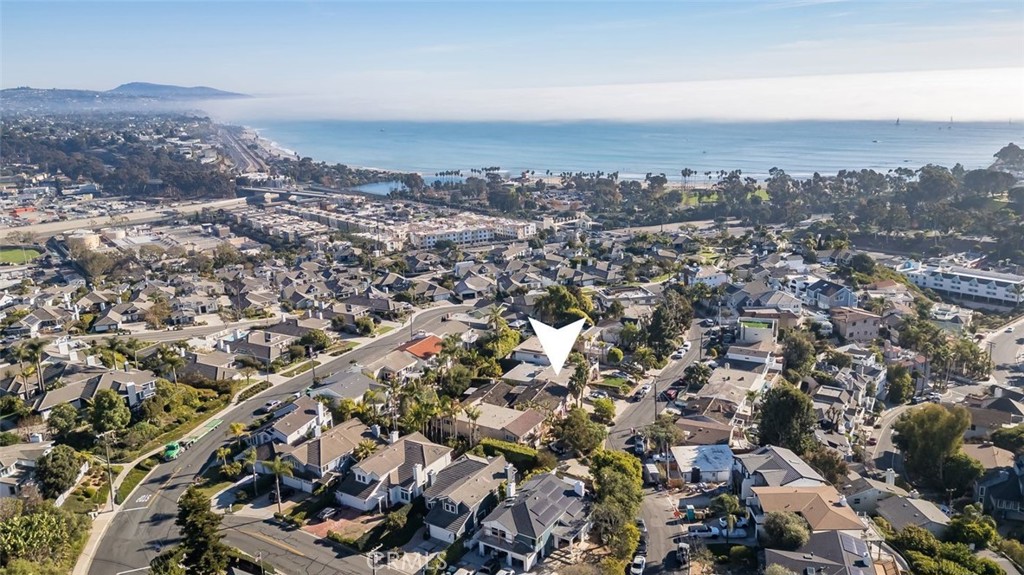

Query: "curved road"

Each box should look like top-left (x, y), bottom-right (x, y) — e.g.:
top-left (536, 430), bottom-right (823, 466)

top-left (89, 305), bottom-right (468, 575)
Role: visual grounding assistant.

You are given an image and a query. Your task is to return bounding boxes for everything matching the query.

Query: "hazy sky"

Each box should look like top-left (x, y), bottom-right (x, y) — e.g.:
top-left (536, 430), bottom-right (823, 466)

top-left (3, 0), bottom-right (1023, 121)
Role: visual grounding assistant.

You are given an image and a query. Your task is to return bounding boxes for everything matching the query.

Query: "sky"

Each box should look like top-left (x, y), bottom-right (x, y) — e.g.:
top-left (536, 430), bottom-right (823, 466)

top-left (2, 0), bottom-right (1023, 121)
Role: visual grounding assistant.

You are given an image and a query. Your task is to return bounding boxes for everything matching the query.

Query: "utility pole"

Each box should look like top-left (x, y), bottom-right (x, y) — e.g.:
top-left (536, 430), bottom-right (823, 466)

top-left (101, 431), bottom-right (116, 510)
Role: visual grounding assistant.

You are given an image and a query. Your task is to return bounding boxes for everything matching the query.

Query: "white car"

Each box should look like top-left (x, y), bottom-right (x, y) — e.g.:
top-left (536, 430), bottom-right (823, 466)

top-left (662, 406), bottom-right (682, 416)
top-left (671, 350), bottom-right (684, 359)
top-left (1007, 327), bottom-right (1015, 333)
top-left (719, 515), bottom-right (750, 529)
top-left (589, 390), bottom-right (609, 400)
top-left (639, 384), bottom-right (652, 394)
top-left (494, 570), bottom-right (515, 575)
top-left (683, 341), bottom-right (692, 351)
top-left (630, 555), bottom-right (646, 574)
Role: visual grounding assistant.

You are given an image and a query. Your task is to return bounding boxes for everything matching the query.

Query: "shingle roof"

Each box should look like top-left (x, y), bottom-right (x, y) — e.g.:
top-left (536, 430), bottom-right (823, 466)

top-left (738, 445), bottom-right (826, 487)
top-left (753, 485), bottom-right (864, 531)
top-left (481, 472), bottom-right (586, 539)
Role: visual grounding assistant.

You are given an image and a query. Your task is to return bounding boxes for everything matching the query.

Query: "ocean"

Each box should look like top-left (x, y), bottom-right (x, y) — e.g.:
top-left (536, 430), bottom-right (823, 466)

top-left (248, 119), bottom-right (1023, 183)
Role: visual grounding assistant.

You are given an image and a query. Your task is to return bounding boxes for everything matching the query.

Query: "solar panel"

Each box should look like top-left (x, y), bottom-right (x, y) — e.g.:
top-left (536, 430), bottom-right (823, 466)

top-left (841, 534), bottom-right (868, 557)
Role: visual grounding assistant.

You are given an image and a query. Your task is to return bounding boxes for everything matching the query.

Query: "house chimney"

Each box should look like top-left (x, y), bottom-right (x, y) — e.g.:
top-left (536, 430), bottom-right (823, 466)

top-left (573, 479), bottom-right (586, 497)
top-left (505, 463), bottom-right (517, 498)
top-left (413, 463), bottom-right (424, 486)
top-left (264, 332), bottom-right (272, 342)
top-left (389, 429), bottom-right (399, 444)
top-left (885, 468), bottom-right (895, 486)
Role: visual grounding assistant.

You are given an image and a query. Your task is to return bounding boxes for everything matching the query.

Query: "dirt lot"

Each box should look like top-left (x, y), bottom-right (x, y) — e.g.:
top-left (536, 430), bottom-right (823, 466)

top-left (303, 507), bottom-right (383, 539)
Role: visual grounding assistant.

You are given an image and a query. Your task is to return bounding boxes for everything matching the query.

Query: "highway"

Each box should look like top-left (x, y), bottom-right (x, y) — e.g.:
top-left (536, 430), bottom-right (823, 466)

top-left (88, 305), bottom-right (468, 575)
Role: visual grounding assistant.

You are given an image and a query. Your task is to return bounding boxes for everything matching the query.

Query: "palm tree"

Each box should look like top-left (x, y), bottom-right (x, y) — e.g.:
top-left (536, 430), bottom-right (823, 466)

top-left (157, 346), bottom-right (185, 384)
top-left (243, 447), bottom-right (259, 497)
top-left (215, 446), bottom-right (232, 467)
top-left (263, 456), bottom-right (293, 514)
top-left (354, 439), bottom-right (378, 461)
top-left (14, 339), bottom-right (47, 397)
top-left (464, 405), bottom-right (481, 446)
top-left (228, 422), bottom-right (247, 449)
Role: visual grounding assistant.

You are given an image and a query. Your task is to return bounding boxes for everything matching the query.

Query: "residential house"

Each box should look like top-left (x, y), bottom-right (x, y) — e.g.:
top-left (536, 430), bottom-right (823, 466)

top-left (364, 351), bottom-right (419, 381)
top-left (274, 418), bottom-right (376, 486)
top-left (335, 432), bottom-right (452, 512)
top-left (686, 365), bottom-right (769, 427)
top-left (473, 472), bottom-right (591, 572)
top-left (424, 455), bottom-right (508, 543)
top-left (8, 306), bottom-right (73, 337)
top-left (310, 367), bottom-right (382, 402)
top-left (838, 469), bottom-right (908, 514)
top-left (92, 302), bottom-right (147, 332)
top-left (0, 441), bottom-right (53, 498)
top-left (180, 350), bottom-right (238, 382)
top-left (750, 485), bottom-right (866, 537)
top-left (733, 445), bottom-right (826, 500)
top-left (963, 444), bottom-right (1016, 471)
top-left (511, 336), bottom-right (550, 366)
top-left (454, 274), bottom-right (495, 301)
top-left (227, 330), bottom-right (298, 364)
top-left (805, 279), bottom-right (858, 310)
top-left (448, 402), bottom-right (547, 447)
top-left (35, 369), bottom-right (158, 418)
top-left (974, 455), bottom-right (1024, 522)
top-left (830, 307), bottom-right (880, 342)
top-left (675, 416), bottom-right (736, 446)
top-left (929, 303), bottom-right (974, 335)
top-left (254, 396), bottom-right (332, 446)
top-left (877, 496), bottom-right (950, 538)
top-left (764, 531), bottom-right (875, 575)
top-left (670, 444), bottom-right (735, 484)
top-left (683, 265), bottom-right (730, 288)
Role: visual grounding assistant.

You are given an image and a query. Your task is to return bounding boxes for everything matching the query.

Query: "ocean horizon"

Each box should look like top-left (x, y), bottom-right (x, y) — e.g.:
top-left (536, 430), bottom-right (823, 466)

top-left (245, 119), bottom-right (1024, 182)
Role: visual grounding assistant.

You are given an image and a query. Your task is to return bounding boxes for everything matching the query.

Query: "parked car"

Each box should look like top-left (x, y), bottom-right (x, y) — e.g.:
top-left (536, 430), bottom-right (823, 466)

top-left (1007, 326), bottom-right (1015, 333)
top-left (659, 388), bottom-right (678, 402)
top-left (687, 525), bottom-right (720, 538)
top-left (718, 515), bottom-right (749, 529)
top-left (635, 536), bottom-right (647, 556)
top-left (636, 518), bottom-right (648, 534)
top-left (683, 341), bottom-right (692, 351)
top-left (639, 384), bottom-right (652, 395)
top-left (316, 507), bottom-right (338, 521)
top-left (630, 555), bottom-right (647, 574)
top-left (589, 390), bottom-right (609, 400)
top-left (671, 350), bottom-right (685, 359)
top-left (257, 400), bottom-right (281, 414)
top-left (494, 570), bottom-right (515, 575)
top-left (867, 437), bottom-right (878, 446)
top-left (701, 318), bottom-right (715, 327)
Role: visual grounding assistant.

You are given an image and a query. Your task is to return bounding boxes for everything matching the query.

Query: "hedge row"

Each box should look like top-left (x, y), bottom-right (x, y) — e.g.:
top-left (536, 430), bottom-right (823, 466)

top-left (477, 438), bottom-right (539, 471)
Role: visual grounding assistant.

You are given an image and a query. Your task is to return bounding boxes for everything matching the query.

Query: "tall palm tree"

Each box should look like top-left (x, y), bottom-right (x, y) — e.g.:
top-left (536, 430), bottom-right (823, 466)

top-left (263, 456), bottom-right (293, 514)
top-left (228, 422), bottom-right (247, 449)
top-left (243, 447), bottom-right (259, 497)
top-left (14, 339), bottom-right (47, 397)
top-left (463, 405), bottom-right (481, 446)
top-left (158, 346), bottom-right (185, 384)
top-left (215, 446), bottom-right (232, 467)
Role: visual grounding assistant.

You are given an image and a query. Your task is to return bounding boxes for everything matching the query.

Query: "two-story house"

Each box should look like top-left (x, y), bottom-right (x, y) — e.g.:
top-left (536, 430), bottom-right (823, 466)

top-left (473, 472), bottom-right (591, 572)
top-left (424, 455), bottom-right (508, 543)
top-left (35, 369), bottom-right (158, 419)
top-left (448, 402), bottom-right (547, 447)
top-left (733, 445), bottom-right (826, 501)
top-left (0, 441), bottom-right (54, 498)
top-left (252, 396), bottom-right (332, 446)
top-left (335, 432), bottom-right (452, 512)
top-left (830, 307), bottom-right (881, 342)
top-left (805, 279), bottom-right (857, 310)
top-left (273, 418), bottom-right (378, 492)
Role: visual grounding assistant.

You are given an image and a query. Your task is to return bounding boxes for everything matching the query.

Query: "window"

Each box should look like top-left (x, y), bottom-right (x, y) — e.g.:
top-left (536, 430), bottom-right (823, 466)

top-left (443, 500), bottom-right (457, 514)
top-left (356, 473), bottom-right (367, 484)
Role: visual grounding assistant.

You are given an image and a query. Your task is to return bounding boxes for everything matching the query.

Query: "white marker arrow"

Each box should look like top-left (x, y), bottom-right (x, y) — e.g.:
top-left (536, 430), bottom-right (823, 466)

top-left (528, 317), bottom-right (586, 376)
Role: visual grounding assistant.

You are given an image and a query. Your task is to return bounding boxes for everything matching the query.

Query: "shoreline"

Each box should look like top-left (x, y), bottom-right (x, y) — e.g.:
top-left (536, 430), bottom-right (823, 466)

top-left (232, 120), bottom-right (1020, 184)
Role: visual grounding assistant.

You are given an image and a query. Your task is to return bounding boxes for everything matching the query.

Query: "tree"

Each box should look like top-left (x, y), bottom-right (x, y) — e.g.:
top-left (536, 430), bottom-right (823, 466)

top-left (886, 364), bottom-right (914, 404)
top-left (384, 507), bottom-right (409, 531)
top-left (156, 346), bottom-right (185, 384)
top-left (89, 388), bottom-right (130, 433)
top-left (762, 511), bottom-right (810, 550)
top-left (892, 404), bottom-right (971, 486)
top-left (556, 409), bottom-right (607, 456)
top-left (150, 548), bottom-right (186, 575)
top-left (781, 331), bottom-right (816, 377)
top-left (227, 422), bottom-right (247, 449)
top-left (175, 486), bottom-right (230, 575)
top-left (590, 449), bottom-right (644, 554)
top-left (568, 357), bottom-right (589, 408)
top-left (991, 423), bottom-right (1024, 454)
top-left (35, 445), bottom-right (83, 499)
top-left (47, 403), bottom-right (79, 438)
top-left (606, 347), bottom-right (623, 364)
top-left (262, 456), bottom-right (293, 514)
top-left (802, 447), bottom-right (849, 486)
top-left (215, 446), bottom-right (231, 467)
top-left (355, 316), bottom-right (375, 336)
top-left (354, 439), bottom-right (379, 461)
top-left (532, 285), bottom-right (594, 326)
top-left (644, 414), bottom-right (685, 457)
top-left (757, 384), bottom-right (815, 454)
top-left (592, 398), bottom-right (616, 424)
top-left (607, 522), bottom-right (640, 560)
top-left (298, 329), bottom-right (332, 352)
top-left (946, 504), bottom-right (998, 550)
top-left (145, 298), bottom-right (172, 328)
top-left (712, 493), bottom-right (741, 516)
top-left (645, 290), bottom-right (694, 358)
top-left (942, 452), bottom-right (984, 495)
top-left (618, 322), bottom-right (643, 352)
top-left (683, 362), bottom-right (712, 391)
top-left (765, 566), bottom-right (798, 575)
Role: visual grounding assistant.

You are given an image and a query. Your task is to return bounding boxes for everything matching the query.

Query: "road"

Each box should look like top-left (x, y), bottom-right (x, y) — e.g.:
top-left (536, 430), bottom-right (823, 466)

top-left (217, 127), bottom-right (266, 174)
top-left (10, 198), bottom-right (248, 239)
top-left (987, 315), bottom-right (1024, 389)
top-left (609, 320), bottom-right (705, 452)
top-left (640, 488), bottom-right (687, 574)
top-left (89, 305), bottom-right (468, 575)
top-left (868, 404), bottom-right (911, 475)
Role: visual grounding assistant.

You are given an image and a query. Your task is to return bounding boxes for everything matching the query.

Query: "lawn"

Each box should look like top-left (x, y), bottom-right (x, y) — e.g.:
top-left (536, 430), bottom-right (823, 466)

top-left (281, 360), bottom-right (321, 378)
top-left (328, 341), bottom-right (357, 357)
top-left (116, 458), bottom-right (158, 503)
top-left (0, 247), bottom-right (43, 264)
top-left (375, 325), bottom-right (395, 336)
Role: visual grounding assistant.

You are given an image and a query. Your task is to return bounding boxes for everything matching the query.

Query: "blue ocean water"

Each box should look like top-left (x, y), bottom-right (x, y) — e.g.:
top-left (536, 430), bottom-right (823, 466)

top-left (251, 120), bottom-right (1023, 182)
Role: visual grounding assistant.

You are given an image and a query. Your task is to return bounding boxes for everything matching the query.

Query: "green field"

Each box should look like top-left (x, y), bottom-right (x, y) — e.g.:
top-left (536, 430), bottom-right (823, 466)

top-left (0, 247), bottom-right (43, 264)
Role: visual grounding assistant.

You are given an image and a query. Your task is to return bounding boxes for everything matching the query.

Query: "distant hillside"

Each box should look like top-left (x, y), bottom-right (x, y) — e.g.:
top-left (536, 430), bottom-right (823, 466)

top-left (0, 83), bottom-right (247, 113)
top-left (108, 82), bottom-right (246, 99)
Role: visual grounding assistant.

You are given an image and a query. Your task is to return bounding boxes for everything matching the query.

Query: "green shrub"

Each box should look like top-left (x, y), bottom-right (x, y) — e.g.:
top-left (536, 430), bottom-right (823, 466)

top-left (729, 546), bottom-right (754, 565)
top-left (83, 487), bottom-right (96, 498)
top-left (478, 438), bottom-right (539, 470)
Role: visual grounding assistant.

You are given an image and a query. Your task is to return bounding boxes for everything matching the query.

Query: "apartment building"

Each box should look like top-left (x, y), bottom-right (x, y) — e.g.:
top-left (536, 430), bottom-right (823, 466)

top-left (899, 261), bottom-right (1024, 305)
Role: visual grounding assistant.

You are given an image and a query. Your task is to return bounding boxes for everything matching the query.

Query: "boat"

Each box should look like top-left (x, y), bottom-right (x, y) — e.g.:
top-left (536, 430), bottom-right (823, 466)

top-left (895, 118), bottom-right (900, 126)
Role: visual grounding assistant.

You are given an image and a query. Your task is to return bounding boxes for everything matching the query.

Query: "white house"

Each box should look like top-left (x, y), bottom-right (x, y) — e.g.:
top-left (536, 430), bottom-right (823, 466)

top-left (670, 444), bottom-right (735, 484)
top-left (335, 432), bottom-right (452, 512)
top-left (511, 336), bottom-right (549, 366)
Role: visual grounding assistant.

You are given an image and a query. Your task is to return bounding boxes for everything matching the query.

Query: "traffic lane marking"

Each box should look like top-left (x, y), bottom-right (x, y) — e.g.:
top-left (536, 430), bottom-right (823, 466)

top-left (114, 567), bottom-right (150, 574)
top-left (242, 529), bottom-right (308, 558)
